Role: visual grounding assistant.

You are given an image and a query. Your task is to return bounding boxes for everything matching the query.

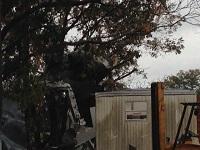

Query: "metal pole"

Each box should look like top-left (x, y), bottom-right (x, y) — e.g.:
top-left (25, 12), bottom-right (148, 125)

top-left (172, 104), bottom-right (187, 150)
top-left (183, 105), bottom-right (195, 143)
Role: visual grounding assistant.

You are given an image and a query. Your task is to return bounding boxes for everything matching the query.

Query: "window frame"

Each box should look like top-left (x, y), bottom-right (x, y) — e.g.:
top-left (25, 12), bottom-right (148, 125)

top-left (125, 100), bottom-right (148, 122)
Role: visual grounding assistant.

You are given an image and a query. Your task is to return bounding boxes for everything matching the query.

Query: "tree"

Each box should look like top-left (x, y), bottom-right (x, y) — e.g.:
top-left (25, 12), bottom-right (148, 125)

top-left (164, 69), bottom-right (200, 94)
top-left (1, 0), bottom-right (200, 148)
top-left (2, 0), bottom-right (200, 87)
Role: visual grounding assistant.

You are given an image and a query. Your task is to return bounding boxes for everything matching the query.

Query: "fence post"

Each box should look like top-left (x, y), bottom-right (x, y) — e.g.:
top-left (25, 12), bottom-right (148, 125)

top-left (197, 95), bottom-right (200, 143)
top-left (151, 82), bottom-right (165, 150)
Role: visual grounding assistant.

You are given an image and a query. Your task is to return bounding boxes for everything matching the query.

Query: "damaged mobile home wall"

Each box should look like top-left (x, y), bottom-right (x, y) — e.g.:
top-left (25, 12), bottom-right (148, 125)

top-left (95, 89), bottom-right (198, 150)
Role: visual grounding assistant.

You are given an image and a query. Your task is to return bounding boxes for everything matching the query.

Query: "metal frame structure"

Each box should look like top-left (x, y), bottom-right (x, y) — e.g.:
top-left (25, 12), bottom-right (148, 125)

top-left (172, 102), bottom-right (200, 150)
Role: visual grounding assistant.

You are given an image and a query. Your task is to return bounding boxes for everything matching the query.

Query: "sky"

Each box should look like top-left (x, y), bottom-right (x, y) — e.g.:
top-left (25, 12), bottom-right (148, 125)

top-left (65, 1), bottom-right (200, 88)
top-left (129, 23), bottom-right (200, 88)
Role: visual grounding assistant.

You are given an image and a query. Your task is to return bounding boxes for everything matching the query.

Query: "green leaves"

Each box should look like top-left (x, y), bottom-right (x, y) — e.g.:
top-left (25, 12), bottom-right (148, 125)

top-left (164, 69), bottom-right (200, 94)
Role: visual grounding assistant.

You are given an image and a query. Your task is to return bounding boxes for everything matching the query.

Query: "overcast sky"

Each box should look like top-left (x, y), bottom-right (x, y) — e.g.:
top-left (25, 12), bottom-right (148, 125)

top-left (129, 23), bottom-right (200, 88)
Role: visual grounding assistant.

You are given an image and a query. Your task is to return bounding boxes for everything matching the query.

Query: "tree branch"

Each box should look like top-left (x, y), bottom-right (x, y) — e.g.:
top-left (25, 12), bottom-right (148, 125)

top-left (114, 68), bottom-right (138, 82)
top-left (1, 0), bottom-right (102, 41)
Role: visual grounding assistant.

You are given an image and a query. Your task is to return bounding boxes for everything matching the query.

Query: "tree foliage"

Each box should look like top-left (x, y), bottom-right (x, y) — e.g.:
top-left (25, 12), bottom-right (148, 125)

top-left (1, 0), bottom-right (200, 115)
top-left (164, 69), bottom-right (200, 94)
top-left (1, 0), bottom-right (200, 148)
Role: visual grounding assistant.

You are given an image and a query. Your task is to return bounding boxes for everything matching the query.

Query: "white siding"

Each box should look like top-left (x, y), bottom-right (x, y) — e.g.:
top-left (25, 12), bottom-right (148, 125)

top-left (95, 90), bottom-right (197, 150)
top-left (96, 93), bottom-right (152, 150)
top-left (164, 94), bottom-right (198, 144)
